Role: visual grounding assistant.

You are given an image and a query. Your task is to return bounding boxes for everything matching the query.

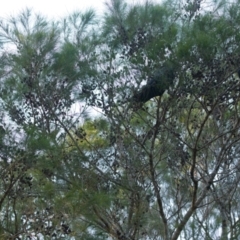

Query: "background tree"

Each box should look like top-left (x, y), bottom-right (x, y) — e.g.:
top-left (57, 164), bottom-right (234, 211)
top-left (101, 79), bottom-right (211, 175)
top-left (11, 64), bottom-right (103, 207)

top-left (1, 0), bottom-right (240, 239)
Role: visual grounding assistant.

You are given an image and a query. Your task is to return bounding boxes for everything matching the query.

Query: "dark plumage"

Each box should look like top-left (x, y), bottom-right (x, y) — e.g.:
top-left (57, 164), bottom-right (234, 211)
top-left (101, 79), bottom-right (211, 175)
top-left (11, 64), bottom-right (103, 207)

top-left (132, 63), bottom-right (176, 103)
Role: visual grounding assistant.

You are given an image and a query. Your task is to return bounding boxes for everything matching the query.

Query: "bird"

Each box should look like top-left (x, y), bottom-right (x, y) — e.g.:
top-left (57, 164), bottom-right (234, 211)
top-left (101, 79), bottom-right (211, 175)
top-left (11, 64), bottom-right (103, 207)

top-left (132, 63), bottom-right (176, 103)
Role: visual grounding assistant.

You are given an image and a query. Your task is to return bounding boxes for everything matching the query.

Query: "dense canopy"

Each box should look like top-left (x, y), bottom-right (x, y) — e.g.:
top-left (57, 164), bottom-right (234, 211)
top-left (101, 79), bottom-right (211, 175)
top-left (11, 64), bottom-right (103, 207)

top-left (1, 0), bottom-right (240, 239)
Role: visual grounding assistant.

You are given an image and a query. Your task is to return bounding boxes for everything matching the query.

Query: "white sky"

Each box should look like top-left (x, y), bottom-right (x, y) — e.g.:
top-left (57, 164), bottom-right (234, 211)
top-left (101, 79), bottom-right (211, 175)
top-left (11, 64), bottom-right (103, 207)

top-left (0, 0), bottom-right (106, 20)
top-left (0, 0), bottom-right (148, 20)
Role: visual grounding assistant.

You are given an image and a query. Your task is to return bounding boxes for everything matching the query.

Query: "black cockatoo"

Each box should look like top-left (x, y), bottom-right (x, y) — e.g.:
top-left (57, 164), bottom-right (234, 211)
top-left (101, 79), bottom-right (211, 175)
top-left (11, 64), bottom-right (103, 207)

top-left (132, 63), bottom-right (176, 103)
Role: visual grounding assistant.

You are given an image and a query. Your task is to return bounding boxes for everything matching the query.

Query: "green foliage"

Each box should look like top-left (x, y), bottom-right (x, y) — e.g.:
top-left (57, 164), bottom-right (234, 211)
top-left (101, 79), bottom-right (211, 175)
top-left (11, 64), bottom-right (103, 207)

top-left (1, 1), bottom-right (240, 239)
top-left (53, 42), bottom-right (79, 78)
top-left (67, 118), bottom-right (110, 150)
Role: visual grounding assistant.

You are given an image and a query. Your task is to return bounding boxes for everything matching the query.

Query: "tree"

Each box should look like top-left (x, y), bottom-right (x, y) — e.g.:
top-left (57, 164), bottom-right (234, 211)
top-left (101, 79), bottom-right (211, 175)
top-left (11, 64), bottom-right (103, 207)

top-left (0, 9), bottom-right (98, 239)
top-left (1, 0), bottom-right (240, 239)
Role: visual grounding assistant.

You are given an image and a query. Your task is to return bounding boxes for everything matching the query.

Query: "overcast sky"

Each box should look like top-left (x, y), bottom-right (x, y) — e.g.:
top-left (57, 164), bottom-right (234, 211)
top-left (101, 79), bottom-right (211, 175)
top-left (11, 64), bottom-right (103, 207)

top-left (0, 0), bottom-right (148, 20)
top-left (0, 0), bottom-right (110, 20)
